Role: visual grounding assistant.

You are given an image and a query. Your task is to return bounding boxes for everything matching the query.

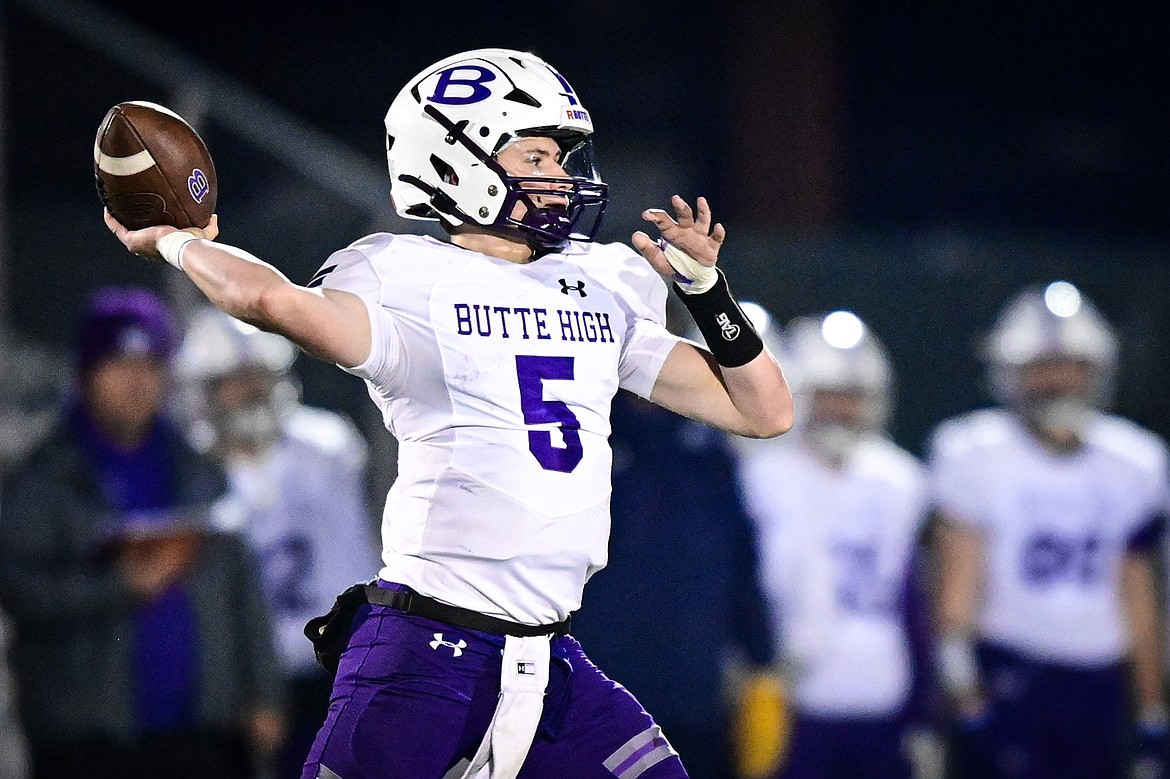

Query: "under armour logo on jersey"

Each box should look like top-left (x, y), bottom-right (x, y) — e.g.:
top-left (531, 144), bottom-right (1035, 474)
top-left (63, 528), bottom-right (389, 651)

top-left (716, 312), bottom-right (741, 341)
top-left (429, 633), bottom-right (467, 657)
top-left (516, 661), bottom-right (536, 675)
top-left (559, 278), bottom-right (587, 297)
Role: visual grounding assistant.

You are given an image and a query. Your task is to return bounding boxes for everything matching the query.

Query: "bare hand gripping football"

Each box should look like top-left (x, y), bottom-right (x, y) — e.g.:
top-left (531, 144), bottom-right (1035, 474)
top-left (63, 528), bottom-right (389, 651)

top-left (95, 101), bottom-right (217, 230)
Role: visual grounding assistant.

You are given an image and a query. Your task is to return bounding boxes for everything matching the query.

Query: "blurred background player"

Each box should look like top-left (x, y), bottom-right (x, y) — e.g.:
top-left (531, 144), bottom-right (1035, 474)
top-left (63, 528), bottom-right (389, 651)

top-left (173, 306), bottom-right (381, 779)
top-left (930, 281), bottom-right (1169, 778)
top-left (0, 287), bottom-right (284, 779)
top-left (738, 311), bottom-right (941, 779)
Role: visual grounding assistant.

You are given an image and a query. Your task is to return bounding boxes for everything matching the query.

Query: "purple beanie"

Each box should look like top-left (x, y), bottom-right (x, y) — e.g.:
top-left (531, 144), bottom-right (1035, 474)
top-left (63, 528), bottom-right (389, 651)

top-left (76, 286), bottom-right (175, 373)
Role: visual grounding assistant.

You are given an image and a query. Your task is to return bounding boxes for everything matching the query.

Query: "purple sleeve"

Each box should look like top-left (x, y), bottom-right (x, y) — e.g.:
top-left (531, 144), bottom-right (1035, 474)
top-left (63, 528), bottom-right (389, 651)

top-left (1126, 513), bottom-right (1166, 554)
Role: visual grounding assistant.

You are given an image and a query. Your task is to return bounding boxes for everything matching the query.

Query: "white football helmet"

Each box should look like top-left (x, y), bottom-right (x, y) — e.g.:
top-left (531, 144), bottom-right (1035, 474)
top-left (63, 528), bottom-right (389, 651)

top-left (784, 311), bottom-right (894, 461)
top-left (173, 307), bottom-right (299, 454)
top-left (983, 281), bottom-right (1118, 407)
top-left (384, 48), bottom-right (608, 250)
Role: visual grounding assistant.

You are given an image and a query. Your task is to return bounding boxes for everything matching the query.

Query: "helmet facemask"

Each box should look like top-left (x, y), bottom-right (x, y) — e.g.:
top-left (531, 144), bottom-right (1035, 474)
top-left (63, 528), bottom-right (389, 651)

top-left (803, 388), bottom-right (873, 465)
top-left (1010, 358), bottom-right (1099, 445)
top-left (206, 367), bottom-right (297, 458)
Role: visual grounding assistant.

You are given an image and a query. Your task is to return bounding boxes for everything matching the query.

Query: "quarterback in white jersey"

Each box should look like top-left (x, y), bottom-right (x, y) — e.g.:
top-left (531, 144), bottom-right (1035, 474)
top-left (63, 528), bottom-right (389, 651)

top-left (105, 48), bottom-right (793, 779)
top-left (739, 312), bottom-right (937, 779)
top-left (931, 282), bottom-right (1170, 779)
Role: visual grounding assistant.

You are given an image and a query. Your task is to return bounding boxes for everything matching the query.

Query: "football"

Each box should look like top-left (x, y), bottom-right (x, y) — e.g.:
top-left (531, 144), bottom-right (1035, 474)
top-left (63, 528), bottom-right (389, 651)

top-left (94, 101), bottom-right (217, 230)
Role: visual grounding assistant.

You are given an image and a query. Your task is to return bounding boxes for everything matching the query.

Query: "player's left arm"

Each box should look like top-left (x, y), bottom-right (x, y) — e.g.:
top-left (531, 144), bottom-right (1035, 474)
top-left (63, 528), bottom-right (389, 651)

top-left (633, 196), bottom-right (794, 438)
top-left (652, 344), bottom-right (792, 438)
top-left (1121, 546), bottom-right (1166, 723)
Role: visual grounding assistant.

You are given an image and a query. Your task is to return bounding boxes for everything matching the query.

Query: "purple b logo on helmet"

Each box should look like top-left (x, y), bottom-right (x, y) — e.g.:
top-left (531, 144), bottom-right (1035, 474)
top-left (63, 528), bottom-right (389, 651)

top-left (188, 169), bottom-right (209, 203)
top-left (428, 65), bottom-right (497, 105)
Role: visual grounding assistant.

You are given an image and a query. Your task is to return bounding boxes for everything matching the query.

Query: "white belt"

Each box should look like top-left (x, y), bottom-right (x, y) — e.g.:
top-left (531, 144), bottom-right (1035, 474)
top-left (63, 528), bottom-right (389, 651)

top-left (460, 634), bottom-right (551, 779)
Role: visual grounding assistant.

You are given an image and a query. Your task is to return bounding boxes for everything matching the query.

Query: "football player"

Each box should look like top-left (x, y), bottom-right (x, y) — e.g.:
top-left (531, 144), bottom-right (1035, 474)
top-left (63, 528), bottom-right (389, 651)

top-left (173, 307), bottom-right (382, 777)
top-left (104, 48), bottom-right (793, 779)
top-left (930, 282), bottom-right (1169, 778)
top-left (738, 311), bottom-right (940, 779)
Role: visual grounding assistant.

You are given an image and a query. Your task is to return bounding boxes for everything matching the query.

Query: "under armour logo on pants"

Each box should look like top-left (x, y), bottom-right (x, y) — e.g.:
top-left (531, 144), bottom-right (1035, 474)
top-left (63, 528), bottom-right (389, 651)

top-left (429, 633), bottom-right (468, 657)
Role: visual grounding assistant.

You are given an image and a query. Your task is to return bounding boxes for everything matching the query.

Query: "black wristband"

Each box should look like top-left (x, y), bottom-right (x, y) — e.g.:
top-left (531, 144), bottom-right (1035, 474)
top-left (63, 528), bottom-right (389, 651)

top-left (673, 269), bottom-right (765, 367)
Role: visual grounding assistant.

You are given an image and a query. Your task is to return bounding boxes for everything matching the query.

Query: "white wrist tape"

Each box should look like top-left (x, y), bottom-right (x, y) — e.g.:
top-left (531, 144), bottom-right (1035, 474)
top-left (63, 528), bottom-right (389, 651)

top-left (658, 239), bottom-right (717, 294)
top-left (156, 231), bottom-right (199, 271)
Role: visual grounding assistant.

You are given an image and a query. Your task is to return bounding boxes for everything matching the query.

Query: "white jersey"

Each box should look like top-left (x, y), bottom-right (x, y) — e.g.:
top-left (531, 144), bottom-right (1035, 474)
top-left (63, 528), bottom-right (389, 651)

top-left (217, 405), bottom-right (381, 674)
top-left (317, 233), bottom-right (679, 624)
top-left (929, 408), bottom-right (1170, 666)
top-left (740, 435), bottom-right (928, 718)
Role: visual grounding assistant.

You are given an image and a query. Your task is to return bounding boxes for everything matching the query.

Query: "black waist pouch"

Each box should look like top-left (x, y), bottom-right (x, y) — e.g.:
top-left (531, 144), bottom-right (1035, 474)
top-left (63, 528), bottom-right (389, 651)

top-left (304, 580), bottom-right (373, 674)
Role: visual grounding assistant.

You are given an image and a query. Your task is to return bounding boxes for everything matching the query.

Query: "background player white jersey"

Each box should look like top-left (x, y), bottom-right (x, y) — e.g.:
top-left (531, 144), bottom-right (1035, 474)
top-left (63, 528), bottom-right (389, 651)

top-left (744, 433), bottom-right (928, 718)
top-left (215, 406), bottom-right (380, 670)
top-left (930, 407), bottom-right (1168, 665)
top-left (176, 307), bottom-right (383, 777)
top-left (315, 232), bottom-right (680, 626)
top-left (737, 311), bottom-right (937, 779)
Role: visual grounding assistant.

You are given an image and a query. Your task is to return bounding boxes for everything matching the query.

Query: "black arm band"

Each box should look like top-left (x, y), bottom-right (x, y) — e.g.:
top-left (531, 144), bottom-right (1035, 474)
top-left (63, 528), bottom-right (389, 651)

top-left (673, 269), bottom-right (765, 368)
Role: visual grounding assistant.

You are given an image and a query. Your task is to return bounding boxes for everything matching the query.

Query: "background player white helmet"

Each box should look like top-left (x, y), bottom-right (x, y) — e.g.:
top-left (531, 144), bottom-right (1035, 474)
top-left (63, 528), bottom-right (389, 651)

top-left (173, 307), bottom-right (299, 455)
top-left (982, 281), bottom-right (1118, 436)
top-left (784, 311), bottom-right (893, 462)
top-left (384, 48), bottom-right (608, 250)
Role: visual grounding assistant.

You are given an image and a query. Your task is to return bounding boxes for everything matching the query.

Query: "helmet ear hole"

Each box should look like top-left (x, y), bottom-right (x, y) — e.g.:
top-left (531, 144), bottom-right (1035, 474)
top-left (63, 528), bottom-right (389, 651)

top-left (503, 88), bottom-right (541, 107)
top-left (429, 155), bottom-right (459, 185)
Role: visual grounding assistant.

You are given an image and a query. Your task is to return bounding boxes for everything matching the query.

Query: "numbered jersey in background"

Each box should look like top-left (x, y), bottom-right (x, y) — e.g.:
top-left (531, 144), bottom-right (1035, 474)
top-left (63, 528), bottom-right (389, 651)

top-left (929, 408), bottom-right (1170, 666)
top-left (218, 405), bottom-right (381, 675)
top-left (315, 234), bottom-right (679, 625)
top-left (740, 435), bottom-right (929, 718)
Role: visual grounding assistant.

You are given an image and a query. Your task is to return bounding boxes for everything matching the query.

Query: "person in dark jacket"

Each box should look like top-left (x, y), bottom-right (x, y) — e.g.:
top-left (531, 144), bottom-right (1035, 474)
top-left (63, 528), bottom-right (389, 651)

top-left (0, 287), bottom-right (284, 779)
top-left (571, 389), bottom-right (778, 779)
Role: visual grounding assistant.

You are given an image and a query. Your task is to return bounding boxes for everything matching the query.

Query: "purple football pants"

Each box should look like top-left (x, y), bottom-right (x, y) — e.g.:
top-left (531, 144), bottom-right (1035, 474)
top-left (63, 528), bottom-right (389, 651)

top-left (950, 642), bottom-right (1127, 779)
top-left (301, 602), bottom-right (687, 779)
top-left (777, 714), bottom-right (911, 779)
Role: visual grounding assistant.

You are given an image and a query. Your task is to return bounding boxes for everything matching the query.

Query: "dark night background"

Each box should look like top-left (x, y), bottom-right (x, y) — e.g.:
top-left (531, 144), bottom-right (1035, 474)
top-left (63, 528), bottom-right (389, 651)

top-left (2, 0), bottom-right (1167, 459)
